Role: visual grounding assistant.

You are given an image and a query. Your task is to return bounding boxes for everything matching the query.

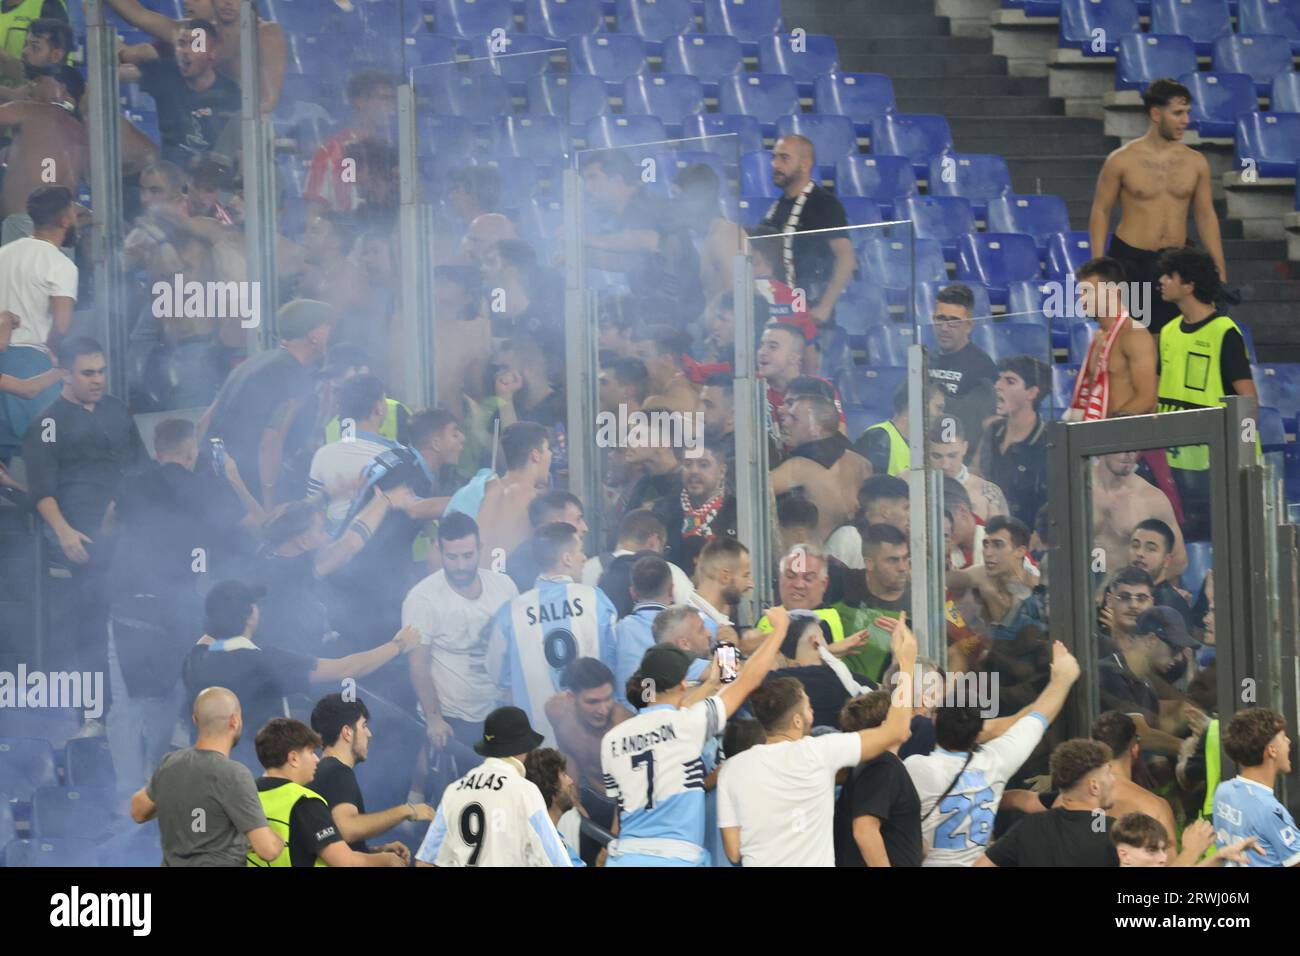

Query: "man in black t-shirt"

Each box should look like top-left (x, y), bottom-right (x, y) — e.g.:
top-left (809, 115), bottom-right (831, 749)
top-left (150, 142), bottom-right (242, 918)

top-left (834, 690), bottom-right (923, 866)
top-left (1128, 518), bottom-right (1198, 631)
top-left (137, 19), bottom-right (240, 165)
top-left (928, 284), bottom-right (997, 459)
top-left (759, 134), bottom-right (855, 329)
top-left (308, 693), bottom-right (434, 859)
top-left (978, 355), bottom-right (1049, 529)
top-left (978, 738), bottom-right (1120, 867)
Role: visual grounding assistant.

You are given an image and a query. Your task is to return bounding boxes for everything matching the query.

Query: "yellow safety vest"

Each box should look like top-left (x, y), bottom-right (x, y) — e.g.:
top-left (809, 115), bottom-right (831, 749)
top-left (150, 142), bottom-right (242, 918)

top-left (0, 0), bottom-right (62, 59)
top-left (1157, 313), bottom-right (1247, 472)
top-left (757, 606), bottom-right (846, 644)
top-left (863, 420), bottom-right (909, 476)
top-left (324, 397), bottom-right (405, 444)
top-left (247, 780), bottom-right (330, 868)
top-left (1201, 718), bottom-right (1220, 860)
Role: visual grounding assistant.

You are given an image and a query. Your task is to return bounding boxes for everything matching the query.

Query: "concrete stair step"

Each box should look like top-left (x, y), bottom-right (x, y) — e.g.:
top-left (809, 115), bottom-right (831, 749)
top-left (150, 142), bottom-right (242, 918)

top-left (896, 95), bottom-right (1062, 116)
top-left (839, 53), bottom-right (1007, 76)
top-left (804, 13), bottom-right (949, 36)
top-left (1224, 238), bottom-right (1288, 259)
top-left (834, 36), bottom-right (989, 56)
top-left (890, 75), bottom-right (1048, 97)
top-left (948, 115), bottom-right (1105, 138)
top-left (959, 134), bottom-right (1108, 155)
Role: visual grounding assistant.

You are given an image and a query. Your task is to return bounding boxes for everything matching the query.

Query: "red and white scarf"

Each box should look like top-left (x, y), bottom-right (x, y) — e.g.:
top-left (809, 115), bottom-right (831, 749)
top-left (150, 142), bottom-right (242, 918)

top-left (1067, 312), bottom-right (1130, 422)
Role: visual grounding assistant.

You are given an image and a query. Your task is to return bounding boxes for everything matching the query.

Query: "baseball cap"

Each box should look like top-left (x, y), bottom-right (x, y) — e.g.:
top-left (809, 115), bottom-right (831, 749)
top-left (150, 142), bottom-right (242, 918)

top-left (277, 298), bottom-right (336, 341)
top-left (474, 706), bottom-right (544, 758)
top-left (204, 580), bottom-right (268, 639)
top-left (636, 644), bottom-right (693, 693)
top-left (1136, 606), bottom-right (1199, 649)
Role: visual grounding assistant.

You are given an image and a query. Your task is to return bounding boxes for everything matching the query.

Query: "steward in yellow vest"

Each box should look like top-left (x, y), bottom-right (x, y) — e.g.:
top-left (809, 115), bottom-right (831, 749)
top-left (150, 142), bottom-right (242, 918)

top-left (0, 0), bottom-right (64, 60)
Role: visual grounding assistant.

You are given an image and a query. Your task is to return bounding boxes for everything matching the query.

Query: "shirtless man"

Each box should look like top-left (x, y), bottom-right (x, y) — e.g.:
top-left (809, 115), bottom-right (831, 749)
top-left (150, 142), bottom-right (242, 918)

top-left (1090, 710), bottom-right (1178, 856)
top-left (770, 393), bottom-right (871, 541)
top-left (1065, 257), bottom-right (1158, 421)
top-left (1089, 77), bottom-right (1226, 338)
top-left (1091, 450), bottom-right (1187, 580)
top-left (630, 324), bottom-right (699, 415)
top-left (673, 163), bottom-right (742, 311)
top-left (107, 0), bottom-right (287, 112)
top-left (945, 515), bottom-right (1040, 641)
top-left (476, 420), bottom-right (552, 562)
top-left (927, 414), bottom-right (1009, 521)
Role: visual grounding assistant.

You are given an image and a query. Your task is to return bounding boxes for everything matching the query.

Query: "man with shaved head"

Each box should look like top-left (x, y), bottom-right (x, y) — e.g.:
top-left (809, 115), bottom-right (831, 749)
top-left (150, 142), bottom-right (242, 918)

top-left (130, 687), bottom-right (285, 866)
top-left (461, 212), bottom-right (517, 266)
top-left (760, 134), bottom-right (856, 332)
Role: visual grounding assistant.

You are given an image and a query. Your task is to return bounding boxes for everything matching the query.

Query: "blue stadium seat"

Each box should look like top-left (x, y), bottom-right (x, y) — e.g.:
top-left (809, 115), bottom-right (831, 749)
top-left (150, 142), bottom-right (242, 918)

top-left (292, 33), bottom-right (355, 76)
top-left (1150, 0), bottom-right (1232, 55)
top-left (404, 32), bottom-right (459, 67)
top-left (840, 197), bottom-right (883, 226)
top-left (740, 150), bottom-right (778, 196)
top-left (520, 197), bottom-right (566, 244)
top-left (866, 323), bottom-right (920, 367)
top-left (1060, 0), bottom-right (1140, 55)
top-left (735, 195), bottom-right (773, 227)
top-left (526, 0), bottom-right (605, 38)
top-left (988, 194), bottom-right (1071, 250)
top-left (569, 34), bottom-right (648, 85)
top-left (1116, 34), bottom-right (1198, 91)
top-left (835, 155), bottom-right (917, 215)
top-left (64, 737), bottom-right (116, 791)
top-left (897, 195), bottom-right (976, 260)
top-left (670, 149), bottom-right (730, 186)
top-left (873, 113), bottom-right (955, 179)
top-left (843, 404), bottom-right (876, 440)
top-left (359, 0), bottom-right (405, 34)
top-left (490, 158), bottom-right (546, 206)
top-left (1008, 279), bottom-right (1076, 349)
top-left (0, 738), bottom-right (58, 801)
top-left (719, 72), bottom-right (800, 128)
top-left (617, 0), bottom-right (695, 43)
top-left (528, 73), bottom-right (609, 125)
top-left (0, 708), bottom-right (82, 749)
top-left (1182, 72), bottom-right (1258, 137)
top-left (843, 365), bottom-right (907, 419)
top-left (1254, 363), bottom-right (1300, 420)
top-left (664, 34), bottom-right (744, 92)
top-left (466, 33), bottom-right (558, 82)
top-left (956, 233), bottom-right (1043, 304)
top-left (271, 0), bottom-right (347, 33)
top-left (0, 798), bottom-right (13, 850)
top-left (927, 153), bottom-right (1012, 219)
top-left (813, 73), bottom-right (896, 137)
top-left (858, 236), bottom-right (948, 304)
top-left (1180, 540), bottom-right (1213, 594)
top-left (1239, 321), bottom-right (1259, 363)
top-left (1214, 34), bottom-right (1295, 93)
top-left (677, 115), bottom-right (759, 159)
top-left (431, 73), bottom-right (512, 116)
top-left (1260, 405), bottom-right (1288, 450)
top-left (1236, 112), bottom-right (1300, 176)
top-left (1051, 364), bottom-right (1079, 418)
top-left (624, 74), bottom-right (705, 128)
top-left (1068, 321), bottom-right (1094, 364)
top-left (775, 113), bottom-right (858, 164)
top-left (1046, 230), bottom-right (1095, 279)
top-left (585, 114), bottom-right (669, 148)
top-left (703, 0), bottom-right (782, 44)
top-left (432, 0), bottom-right (514, 38)
top-left (1270, 70), bottom-right (1300, 112)
top-left (4, 838), bottom-right (98, 868)
top-left (758, 33), bottom-right (840, 90)
top-left (1239, 0), bottom-right (1300, 52)
top-left (1027, 0), bottom-right (1067, 12)
top-left (31, 786), bottom-right (121, 842)
top-left (837, 285), bottom-right (891, 348)
top-left (971, 321), bottom-right (1053, 362)
top-left (491, 114), bottom-right (570, 158)
top-left (916, 280), bottom-right (993, 323)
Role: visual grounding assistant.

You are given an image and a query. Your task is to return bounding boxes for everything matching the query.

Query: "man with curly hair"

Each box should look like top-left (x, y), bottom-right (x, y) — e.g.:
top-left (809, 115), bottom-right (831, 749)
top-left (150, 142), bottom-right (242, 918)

top-left (1212, 708), bottom-right (1299, 867)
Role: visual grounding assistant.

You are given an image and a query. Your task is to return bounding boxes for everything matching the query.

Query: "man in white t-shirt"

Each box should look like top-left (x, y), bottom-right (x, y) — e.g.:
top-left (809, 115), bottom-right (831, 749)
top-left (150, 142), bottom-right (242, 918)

top-left (306, 372), bottom-right (392, 529)
top-left (404, 512), bottom-right (519, 752)
top-left (905, 640), bottom-right (1080, 866)
top-left (717, 614), bottom-right (918, 867)
top-left (0, 185), bottom-right (78, 455)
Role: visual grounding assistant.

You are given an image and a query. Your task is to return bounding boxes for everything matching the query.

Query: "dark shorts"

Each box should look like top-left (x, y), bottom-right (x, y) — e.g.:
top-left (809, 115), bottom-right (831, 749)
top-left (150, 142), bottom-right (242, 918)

top-left (1106, 235), bottom-right (1182, 336)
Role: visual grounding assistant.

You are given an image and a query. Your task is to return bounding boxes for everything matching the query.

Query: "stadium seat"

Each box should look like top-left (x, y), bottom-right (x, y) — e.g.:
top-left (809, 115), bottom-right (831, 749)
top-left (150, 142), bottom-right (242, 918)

top-left (1254, 363), bottom-right (1300, 420)
top-left (64, 737), bottom-right (116, 791)
top-left (273, 0), bottom-right (354, 33)
top-left (31, 786), bottom-right (121, 843)
top-left (837, 285), bottom-right (891, 348)
top-left (1009, 279), bottom-right (1076, 349)
top-left (1181, 540), bottom-right (1213, 594)
top-left (956, 233), bottom-right (1044, 304)
top-left (865, 323), bottom-right (920, 367)
top-left (1046, 230), bottom-right (1095, 279)
top-left (814, 73), bottom-right (896, 137)
top-left (915, 280), bottom-right (993, 323)
top-left (719, 73), bottom-right (801, 128)
top-left (758, 33), bottom-right (840, 90)
top-left (528, 73), bottom-right (609, 125)
top-left (0, 738), bottom-right (58, 801)
top-left (526, 0), bottom-right (605, 38)
top-left (897, 195), bottom-right (976, 260)
top-left (1260, 405), bottom-right (1288, 450)
top-left (1270, 70), bottom-right (1300, 112)
top-left (988, 194), bottom-right (1071, 250)
top-left (1068, 321), bottom-right (1094, 364)
top-left (842, 365), bottom-right (907, 419)
top-left (1213, 34), bottom-right (1295, 94)
top-left (1239, 321), bottom-right (1259, 363)
top-left (858, 237), bottom-right (947, 312)
top-left (735, 195), bottom-right (773, 227)
top-left (292, 33), bottom-right (356, 75)
top-left (568, 34), bottom-right (648, 86)
top-left (490, 158), bottom-right (546, 206)
top-left (466, 33), bottom-right (557, 82)
top-left (1051, 364), bottom-right (1079, 417)
top-left (1239, 0), bottom-right (1300, 52)
top-left (775, 113), bottom-right (857, 165)
top-left (1235, 112), bottom-right (1300, 177)
top-left (703, 0), bottom-right (783, 44)
top-left (403, 32), bottom-right (458, 69)
top-left (740, 150), bottom-right (779, 197)
top-left (430, 73), bottom-right (511, 116)
top-left (431, 0), bottom-right (514, 38)
top-left (519, 197), bottom-right (566, 244)
top-left (1150, 0), bottom-right (1232, 55)
top-left (0, 798), bottom-right (13, 850)
top-left (927, 153), bottom-right (1012, 219)
top-left (490, 114), bottom-right (570, 158)
top-left (835, 155), bottom-right (917, 215)
top-left (617, 0), bottom-right (695, 43)
top-left (585, 114), bottom-right (669, 149)
top-left (663, 35), bottom-right (744, 92)
top-left (670, 149), bottom-right (730, 186)
top-left (681, 113), bottom-right (764, 157)
top-left (1059, 0), bottom-right (1141, 55)
top-left (1181, 72), bottom-right (1258, 137)
top-left (970, 321), bottom-right (1053, 362)
top-left (840, 197), bottom-right (884, 226)
top-left (4, 837), bottom-right (98, 868)
top-left (1115, 34), bottom-right (1198, 91)
top-left (0, 708), bottom-right (82, 749)
top-left (624, 74), bottom-right (705, 128)
top-left (873, 113), bottom-right (955, 179)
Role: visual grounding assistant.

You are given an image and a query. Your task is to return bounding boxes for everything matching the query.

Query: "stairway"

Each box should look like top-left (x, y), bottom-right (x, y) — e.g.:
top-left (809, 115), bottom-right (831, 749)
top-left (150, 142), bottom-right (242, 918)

top-left (780, 0), bottom-right (1300, 362)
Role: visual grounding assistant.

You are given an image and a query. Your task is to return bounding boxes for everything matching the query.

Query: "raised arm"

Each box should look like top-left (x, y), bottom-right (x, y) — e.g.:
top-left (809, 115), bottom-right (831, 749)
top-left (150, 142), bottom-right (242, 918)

top-left (105, 0), bottom-right (181, 42)
top-left (852, 614), bottom-right (917, 762)
top-left (717, 606), bottom-right (789, 717)
top-left (1023, 641), bottom-right (1081, 725)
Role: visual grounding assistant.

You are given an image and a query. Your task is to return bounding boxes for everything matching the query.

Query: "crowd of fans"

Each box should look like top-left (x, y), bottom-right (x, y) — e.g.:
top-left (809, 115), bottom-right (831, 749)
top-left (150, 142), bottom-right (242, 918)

top-left (0, 1), bottom-right (1287, 868)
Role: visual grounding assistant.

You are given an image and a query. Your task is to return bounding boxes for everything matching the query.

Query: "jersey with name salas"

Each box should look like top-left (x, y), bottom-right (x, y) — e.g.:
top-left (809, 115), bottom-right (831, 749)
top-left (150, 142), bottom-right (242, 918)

top-left (1213, 776), bottom-right (1300, 867)
top-left (486, 577), bottom-right (617, 744)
